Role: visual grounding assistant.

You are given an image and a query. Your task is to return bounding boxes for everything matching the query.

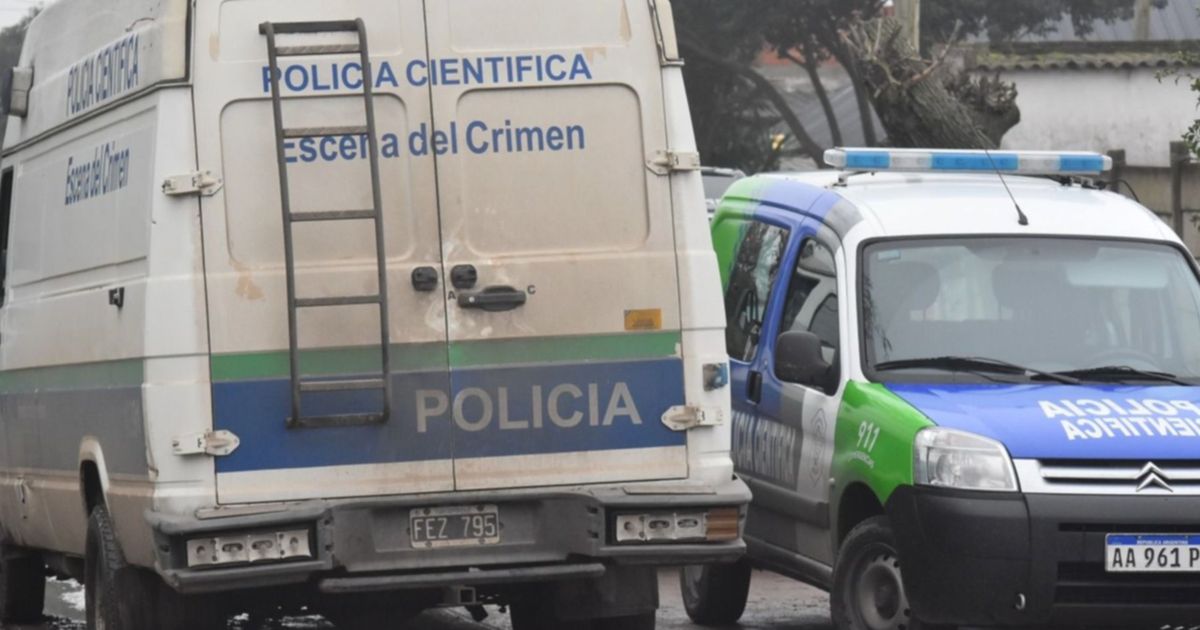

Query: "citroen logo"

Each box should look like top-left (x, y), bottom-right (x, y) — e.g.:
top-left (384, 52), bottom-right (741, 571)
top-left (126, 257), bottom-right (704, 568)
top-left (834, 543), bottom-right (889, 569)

top-left (1135, 462), bottom-right (1173, 493)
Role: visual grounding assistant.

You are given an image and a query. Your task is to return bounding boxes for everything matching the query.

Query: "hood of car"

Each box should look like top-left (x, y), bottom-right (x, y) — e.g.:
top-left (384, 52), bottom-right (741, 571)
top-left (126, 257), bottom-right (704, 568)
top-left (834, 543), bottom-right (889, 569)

top-left (886, 383), bottom-right (1200, 460)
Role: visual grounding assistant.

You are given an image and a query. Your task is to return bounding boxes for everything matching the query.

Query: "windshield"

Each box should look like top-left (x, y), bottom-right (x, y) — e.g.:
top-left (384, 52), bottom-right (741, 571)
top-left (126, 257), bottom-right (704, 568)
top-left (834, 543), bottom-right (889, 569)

top-left (862, 237), bottom-right (1200, 383)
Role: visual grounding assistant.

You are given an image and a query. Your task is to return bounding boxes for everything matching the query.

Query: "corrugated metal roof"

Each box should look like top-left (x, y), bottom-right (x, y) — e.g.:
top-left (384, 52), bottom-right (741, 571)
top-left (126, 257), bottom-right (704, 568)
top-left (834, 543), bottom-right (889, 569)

top-left (974, 48), bottom-right (1195, 71)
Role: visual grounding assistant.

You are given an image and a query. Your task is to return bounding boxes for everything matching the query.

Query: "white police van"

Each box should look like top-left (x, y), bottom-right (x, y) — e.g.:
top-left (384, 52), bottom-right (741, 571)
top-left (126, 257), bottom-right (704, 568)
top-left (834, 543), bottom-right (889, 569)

top-left (683, 148), bottom-right (1200, 629)
top-left (0, 1), bottom-right (749, 628)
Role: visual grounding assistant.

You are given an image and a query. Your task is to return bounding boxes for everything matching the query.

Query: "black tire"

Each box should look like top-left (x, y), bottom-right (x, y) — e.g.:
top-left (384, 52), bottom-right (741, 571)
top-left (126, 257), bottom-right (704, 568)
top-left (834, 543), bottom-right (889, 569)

top-left (679, 560), bottom-right (751, 626)
top-left (594, 610), bottom-right (656, 630)
top-left (832, 516), bottom-right (952, 630)
top-left (86, 503), bottom-right (134, 630)
top-left (0, 549), bottom-right (46, 623)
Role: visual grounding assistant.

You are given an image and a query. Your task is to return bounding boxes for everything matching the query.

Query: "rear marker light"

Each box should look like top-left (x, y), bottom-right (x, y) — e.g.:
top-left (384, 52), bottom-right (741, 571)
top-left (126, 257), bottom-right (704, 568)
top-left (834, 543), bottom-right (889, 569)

top-left (186, 529), bottom-right (312, 568)
top-left (615, 508), bottom-right (741, 543)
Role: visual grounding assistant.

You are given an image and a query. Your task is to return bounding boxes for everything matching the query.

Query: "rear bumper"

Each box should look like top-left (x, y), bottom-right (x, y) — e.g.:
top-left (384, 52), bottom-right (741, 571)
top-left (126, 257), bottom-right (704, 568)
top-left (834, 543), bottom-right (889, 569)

top-left (887, 485), bottom-right (1200, 627)
top-left (147, 478), bottom-right (750, 595)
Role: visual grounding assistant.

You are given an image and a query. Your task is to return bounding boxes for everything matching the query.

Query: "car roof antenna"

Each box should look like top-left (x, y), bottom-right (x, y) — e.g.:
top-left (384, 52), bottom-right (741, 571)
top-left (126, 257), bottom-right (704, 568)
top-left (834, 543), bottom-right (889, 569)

top-left (984, 148), bottom-right (1029, 226)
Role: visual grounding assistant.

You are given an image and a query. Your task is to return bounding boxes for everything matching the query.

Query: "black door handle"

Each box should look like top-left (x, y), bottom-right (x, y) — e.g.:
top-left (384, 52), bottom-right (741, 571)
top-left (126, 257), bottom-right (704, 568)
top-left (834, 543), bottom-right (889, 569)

top-left (747, 370), bottom-right (763, 404)
top-left (457, 286), bottom-right (527, 312)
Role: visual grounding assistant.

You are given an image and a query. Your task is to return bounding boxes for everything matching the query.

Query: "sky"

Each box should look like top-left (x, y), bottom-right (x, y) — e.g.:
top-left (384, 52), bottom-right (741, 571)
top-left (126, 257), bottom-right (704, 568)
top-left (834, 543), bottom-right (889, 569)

top-left (0, 0), bottom-right (40, 30)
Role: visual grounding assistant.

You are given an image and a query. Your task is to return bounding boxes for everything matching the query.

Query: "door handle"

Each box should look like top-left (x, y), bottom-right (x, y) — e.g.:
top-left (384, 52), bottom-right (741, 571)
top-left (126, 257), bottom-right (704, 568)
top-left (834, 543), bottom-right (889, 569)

top-left (457, 286), bottom-right (527, 312)
top-left (747, 370), bottom-right (763, 404)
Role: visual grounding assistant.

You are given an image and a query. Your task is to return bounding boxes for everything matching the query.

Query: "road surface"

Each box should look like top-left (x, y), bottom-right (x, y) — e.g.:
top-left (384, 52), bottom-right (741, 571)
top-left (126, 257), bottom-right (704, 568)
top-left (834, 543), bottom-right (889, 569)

top-left (5, 569), bottom-right (832, 629)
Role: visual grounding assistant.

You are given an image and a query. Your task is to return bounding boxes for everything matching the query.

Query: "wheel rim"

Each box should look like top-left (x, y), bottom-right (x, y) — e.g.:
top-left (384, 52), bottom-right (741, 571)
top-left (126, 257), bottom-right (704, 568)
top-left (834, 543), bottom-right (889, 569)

top-left (851, 546), bottom-right (911, 630)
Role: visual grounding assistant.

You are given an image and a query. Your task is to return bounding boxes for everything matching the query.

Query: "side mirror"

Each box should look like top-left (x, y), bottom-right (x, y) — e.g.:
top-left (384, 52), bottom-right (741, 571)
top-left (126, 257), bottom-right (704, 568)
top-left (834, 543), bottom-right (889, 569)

top-left (775, 331), bottom-right (837, 393)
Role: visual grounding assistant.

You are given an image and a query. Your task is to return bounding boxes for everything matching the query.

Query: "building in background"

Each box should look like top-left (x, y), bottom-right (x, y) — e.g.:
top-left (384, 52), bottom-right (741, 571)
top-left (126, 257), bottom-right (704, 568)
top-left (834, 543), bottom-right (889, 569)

top-left (968, 0), bottom-right (1200, 249)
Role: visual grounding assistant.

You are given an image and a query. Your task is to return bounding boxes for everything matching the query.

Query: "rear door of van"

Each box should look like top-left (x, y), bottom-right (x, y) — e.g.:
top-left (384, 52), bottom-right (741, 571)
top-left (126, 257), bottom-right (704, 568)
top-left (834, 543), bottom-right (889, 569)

top-left (193, 0), bottom-right (453, 504)
top-left (195, 0), bottom-right (688, 504)
top-left (423, 0), bottom-right (689, 490)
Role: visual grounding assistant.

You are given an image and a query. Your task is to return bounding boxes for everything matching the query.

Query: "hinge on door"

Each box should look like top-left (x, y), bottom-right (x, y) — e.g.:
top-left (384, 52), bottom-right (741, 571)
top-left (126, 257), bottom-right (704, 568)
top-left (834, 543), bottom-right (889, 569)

top-left (162, 171), bottom-right (224, 197)
top-left (172, 430), bottom-right (241, 457)
top-left (647, 150), bottom-right (701, 175)
top-left (662, 405), bottom-right (724, 431)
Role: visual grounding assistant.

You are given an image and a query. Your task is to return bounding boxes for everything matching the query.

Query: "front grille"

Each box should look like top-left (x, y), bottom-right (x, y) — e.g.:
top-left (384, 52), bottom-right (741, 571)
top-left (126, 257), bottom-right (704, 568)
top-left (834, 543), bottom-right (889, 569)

top-left (1016, 459), bottom-right (1200, 495)
top-left (1056, 562), bottom-right (1200, 605)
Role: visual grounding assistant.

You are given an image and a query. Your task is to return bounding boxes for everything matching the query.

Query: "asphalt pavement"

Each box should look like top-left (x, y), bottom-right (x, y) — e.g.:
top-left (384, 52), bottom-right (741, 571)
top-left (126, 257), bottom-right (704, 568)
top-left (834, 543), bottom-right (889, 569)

top-left (4, 569), bottom-right (832, 630)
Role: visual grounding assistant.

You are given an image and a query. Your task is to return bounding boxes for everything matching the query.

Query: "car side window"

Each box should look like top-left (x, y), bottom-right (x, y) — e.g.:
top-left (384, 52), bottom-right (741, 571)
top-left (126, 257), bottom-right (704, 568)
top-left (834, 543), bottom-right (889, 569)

top-left (778, 238), bottom-right (840, 371)
top-left (725, 221), bottom-right (789, 362)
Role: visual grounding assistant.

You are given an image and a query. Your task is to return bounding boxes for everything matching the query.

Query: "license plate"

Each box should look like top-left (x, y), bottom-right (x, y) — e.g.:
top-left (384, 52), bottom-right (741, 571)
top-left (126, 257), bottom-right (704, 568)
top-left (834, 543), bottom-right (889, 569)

top-left (410, 505), bottom-right (500, 548)
top-left (1105, 534), bottom-right (1200, 572)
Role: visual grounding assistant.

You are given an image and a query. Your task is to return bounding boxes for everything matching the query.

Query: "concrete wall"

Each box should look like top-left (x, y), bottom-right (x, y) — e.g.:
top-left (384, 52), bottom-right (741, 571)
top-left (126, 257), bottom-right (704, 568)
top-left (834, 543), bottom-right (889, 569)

top-left (998, 67), bottom-right (1197, 168)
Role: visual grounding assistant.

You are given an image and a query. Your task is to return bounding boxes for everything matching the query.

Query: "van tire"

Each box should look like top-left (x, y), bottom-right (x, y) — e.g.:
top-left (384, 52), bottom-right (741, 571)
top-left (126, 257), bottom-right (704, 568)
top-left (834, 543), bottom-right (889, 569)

top-left (832, 516), bottom-right (952, 630)
top-left (679, 560), bottom-right (751, 626)
top-left (86, 504), bottom-right (135, 630)
top-left (0, 551), bottom-right (46, 623)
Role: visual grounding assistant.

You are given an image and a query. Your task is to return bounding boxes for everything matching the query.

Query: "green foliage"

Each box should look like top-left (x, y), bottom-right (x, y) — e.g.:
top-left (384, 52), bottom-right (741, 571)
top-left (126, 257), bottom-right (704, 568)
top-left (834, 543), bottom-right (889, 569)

top-left (1159, 50), bottom-right (1200, 159)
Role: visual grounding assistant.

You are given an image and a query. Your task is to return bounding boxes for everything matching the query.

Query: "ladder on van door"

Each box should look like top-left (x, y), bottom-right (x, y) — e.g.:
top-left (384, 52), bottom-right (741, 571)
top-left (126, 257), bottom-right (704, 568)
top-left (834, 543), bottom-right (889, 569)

top-left (260, 19), bottom-right (391, 429)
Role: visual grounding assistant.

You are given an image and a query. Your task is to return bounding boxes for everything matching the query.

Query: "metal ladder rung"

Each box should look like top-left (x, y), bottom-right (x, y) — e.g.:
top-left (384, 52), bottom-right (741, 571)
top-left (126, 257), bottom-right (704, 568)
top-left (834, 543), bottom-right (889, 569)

top-left (283, 126), bottom-right (369, 139)
top-left (275, 43), bottom-right (362, 57)
top-left (295, 295), bottom-right (380, 308)
top-left (287, 413), bottom-right (387, 429)
top-left (260, 20), bottom-right (361, 35)
top-left (299, 378), bottom-right (386, 393)
top-left (290, 210), bottom-right (377, 223)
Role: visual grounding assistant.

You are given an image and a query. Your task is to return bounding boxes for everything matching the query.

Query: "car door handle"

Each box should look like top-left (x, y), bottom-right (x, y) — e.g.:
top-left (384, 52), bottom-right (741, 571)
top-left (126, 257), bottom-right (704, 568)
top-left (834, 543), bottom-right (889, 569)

top-left (457, 286), bottom-right (527, 312)
top-left (747, 370), bottom-right (763, 404)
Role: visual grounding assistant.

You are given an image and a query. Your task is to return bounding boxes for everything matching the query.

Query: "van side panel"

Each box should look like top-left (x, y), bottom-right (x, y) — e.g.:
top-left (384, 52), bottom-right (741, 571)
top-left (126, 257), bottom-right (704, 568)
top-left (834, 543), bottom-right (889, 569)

top-left (4, 0), bottom-right (189, 148)
top-left (0, 87), bottom-right (203, 566)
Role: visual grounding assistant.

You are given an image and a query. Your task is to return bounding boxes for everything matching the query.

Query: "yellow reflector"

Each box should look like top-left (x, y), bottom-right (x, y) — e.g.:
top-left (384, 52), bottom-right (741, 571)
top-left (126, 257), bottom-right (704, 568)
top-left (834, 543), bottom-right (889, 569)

top-left (624, 309), bottom-right (663, 331)
top-left (705, 507), bottom-right (741, 542)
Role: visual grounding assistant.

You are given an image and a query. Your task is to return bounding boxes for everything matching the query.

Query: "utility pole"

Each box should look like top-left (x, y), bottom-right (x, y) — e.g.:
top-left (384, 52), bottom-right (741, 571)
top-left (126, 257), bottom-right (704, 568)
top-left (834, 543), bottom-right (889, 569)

top-left (1134, 0), bottom-right (1153, 41)
top-left (895, 0), bottom-right (921, 55)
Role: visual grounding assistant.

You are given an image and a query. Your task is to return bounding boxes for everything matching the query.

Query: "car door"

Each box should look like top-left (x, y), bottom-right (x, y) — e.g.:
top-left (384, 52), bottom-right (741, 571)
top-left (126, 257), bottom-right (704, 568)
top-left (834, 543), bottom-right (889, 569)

top-left (193, 0), bottom-right (453, 504)
top-left (422, 0), bottom-right (690, 491)
top-left (725, 215), bottom-right (797, 553)
top-left (739, 221), bottom-right (843, 566)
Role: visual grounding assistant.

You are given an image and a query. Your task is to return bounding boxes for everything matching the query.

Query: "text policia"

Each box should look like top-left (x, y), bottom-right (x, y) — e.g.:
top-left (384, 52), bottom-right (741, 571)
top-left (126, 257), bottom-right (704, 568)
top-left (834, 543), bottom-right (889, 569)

top-left (266, 52), bottom-right (593, 162)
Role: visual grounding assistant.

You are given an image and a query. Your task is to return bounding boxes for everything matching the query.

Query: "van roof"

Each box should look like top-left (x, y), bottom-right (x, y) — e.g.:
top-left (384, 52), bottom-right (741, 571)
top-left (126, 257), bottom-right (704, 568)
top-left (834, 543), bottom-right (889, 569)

top-left (737, 171), bottom-right (1177, 244)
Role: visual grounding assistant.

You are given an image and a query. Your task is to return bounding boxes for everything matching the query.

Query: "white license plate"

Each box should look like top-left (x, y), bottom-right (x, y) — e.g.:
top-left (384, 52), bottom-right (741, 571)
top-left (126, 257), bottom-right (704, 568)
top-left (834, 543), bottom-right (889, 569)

top-left (1105, 534), bottom-right (1200, 572)
top-left (410, 505), bottom-right (500, 548)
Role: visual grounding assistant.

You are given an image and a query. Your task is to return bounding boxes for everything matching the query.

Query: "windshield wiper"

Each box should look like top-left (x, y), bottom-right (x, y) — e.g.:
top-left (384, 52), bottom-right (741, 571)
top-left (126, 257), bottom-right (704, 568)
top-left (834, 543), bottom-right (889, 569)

top-left (1049, 365), bottom-right (1190, 386)
top-left (874, 356), bottom-right (1081, 385)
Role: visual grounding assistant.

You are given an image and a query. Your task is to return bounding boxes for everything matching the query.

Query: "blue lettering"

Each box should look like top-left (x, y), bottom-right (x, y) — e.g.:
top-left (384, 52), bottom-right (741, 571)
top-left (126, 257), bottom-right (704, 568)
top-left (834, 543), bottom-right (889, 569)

top-left (319, 136), bottom-right (338, 161)
top-left (284, 65), bottom-right (309, 91)
top-left (376, 61), bottom-right (399, 88)
top-left (462, 58), bottom-right (484, 85)
top-left (545, 126), bottom-right (564, 151)
top-left (284, 140), bottom-right (298, 164)
top-left (407, 59), bottom-right (428, 87)
top-left (382, 133), bottom-right (401, 158)
top-left (299, 138), bottom-right (317, 163)
top-left (466, 121), bottom-right (489, 154)
top-left (440, 58), bottom-right (459, 86)
top-left (515, 55), bottom-right (533, 82)
top-left (311, 63), bottom-right (331, 91)
top-left (343, 62), bottom-right (363, 90)
top-left (339, 135), bottom-right (358, 160)
top-left (570, 54), bottom-right (593, 80)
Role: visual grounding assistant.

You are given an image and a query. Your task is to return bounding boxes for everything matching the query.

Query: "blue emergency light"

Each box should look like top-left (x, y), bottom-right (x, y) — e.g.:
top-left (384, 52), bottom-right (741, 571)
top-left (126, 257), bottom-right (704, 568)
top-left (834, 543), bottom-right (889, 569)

top-left (824, 148), bottom-right (1112, 176)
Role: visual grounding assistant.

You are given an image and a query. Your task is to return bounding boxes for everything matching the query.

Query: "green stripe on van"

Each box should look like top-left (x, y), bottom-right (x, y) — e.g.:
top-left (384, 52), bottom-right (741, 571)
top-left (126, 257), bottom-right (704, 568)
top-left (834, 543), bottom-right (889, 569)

top-left (0, 359), bottom-right (143, 394)
top-left (211, 332), bottom-right (681, 381)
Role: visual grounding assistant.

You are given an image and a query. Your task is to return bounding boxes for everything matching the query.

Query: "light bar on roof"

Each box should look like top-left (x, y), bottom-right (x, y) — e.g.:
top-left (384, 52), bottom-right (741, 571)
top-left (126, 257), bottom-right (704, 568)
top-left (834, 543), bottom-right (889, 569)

top-left (824, 148), bottom-right (1112, 176)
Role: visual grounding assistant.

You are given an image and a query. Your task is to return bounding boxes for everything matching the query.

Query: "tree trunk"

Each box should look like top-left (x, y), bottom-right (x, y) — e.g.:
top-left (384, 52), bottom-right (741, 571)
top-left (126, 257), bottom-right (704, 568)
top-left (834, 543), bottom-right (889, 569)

top-left (823, 37), bottom-right (878, 147)
top-left (843, 17), bottom-right (1019, 150)
top-left (790, 50), bottom-right (843, 147)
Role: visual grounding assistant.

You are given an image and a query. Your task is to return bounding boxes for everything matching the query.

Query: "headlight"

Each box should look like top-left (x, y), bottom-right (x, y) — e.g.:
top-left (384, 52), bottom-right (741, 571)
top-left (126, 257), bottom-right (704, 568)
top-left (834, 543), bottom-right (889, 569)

top-left (913, 428), bottom-right (1018, 492)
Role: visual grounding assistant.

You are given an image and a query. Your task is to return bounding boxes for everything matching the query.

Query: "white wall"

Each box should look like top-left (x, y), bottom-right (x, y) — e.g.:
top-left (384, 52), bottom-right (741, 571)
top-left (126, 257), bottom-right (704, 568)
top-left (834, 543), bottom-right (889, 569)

top-left (998, 67), bottom-right (1198, 168)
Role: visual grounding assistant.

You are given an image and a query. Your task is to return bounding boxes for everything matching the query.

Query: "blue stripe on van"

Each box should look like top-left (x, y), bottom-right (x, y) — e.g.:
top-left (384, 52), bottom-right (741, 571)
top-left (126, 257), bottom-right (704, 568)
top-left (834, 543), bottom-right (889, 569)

top-left (213, 358), bottom-right (686, 473)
